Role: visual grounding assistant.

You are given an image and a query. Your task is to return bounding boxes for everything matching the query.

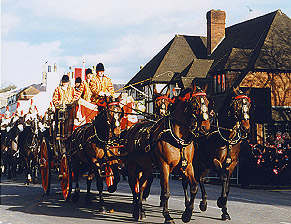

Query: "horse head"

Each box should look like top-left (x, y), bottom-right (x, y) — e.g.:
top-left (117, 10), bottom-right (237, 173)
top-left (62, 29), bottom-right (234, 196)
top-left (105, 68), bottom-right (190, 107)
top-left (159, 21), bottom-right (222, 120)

top-left (107, 94), bottom-right (124, 137)
top-left (95, 95), bottom-right (124, 139)
top-left (153, 86), bottom-right (173, 117)
top-left (174, 85), bottom-right (211, 136)
top-left (230, 87), bottom-right (251, 137)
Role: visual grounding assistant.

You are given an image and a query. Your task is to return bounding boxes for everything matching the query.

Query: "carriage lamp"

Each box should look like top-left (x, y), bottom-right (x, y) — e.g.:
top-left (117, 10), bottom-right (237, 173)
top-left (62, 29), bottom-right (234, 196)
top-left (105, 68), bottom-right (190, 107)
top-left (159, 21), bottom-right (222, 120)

top-left (173, 83), bottom-right (181, 96)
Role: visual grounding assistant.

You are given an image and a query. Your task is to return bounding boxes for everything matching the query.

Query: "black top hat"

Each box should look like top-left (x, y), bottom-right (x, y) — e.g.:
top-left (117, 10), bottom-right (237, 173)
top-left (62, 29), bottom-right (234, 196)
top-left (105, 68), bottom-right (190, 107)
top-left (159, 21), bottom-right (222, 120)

top-left (61, 75), bottom-right (70, 83)
top-left (96, 63), bottom-right (104, 72)
top-left (75, 77), bottom-right (82, 83)
top-left (86, 68), bottom-right (93, 75)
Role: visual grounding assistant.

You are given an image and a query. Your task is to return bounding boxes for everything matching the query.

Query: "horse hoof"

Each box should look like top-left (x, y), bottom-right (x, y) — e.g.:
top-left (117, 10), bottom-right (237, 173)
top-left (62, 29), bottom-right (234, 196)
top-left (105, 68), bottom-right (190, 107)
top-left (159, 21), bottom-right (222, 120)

top-left (181, 209), bottom-right (192, 223)
top-left (164, 219), bottom-right (175, 224)
top-left (217, 197), bottom-right (227, 208)
top-left (72, 193), bottom-right (80, 203)
top-left (99, 206), bottom-right (107, 214)
top-left (222, 213), bottom-right (231, 220)
top-left (199, 201), bottom-right (207, 212)
top-left (33, 179), bottom-right (38, 184)
top-left (132, 208), bottom-right (140, 221)
top-left (108, 185), bottom-right (117, 193)
top-left (140, 210), bottom-right (146, 220)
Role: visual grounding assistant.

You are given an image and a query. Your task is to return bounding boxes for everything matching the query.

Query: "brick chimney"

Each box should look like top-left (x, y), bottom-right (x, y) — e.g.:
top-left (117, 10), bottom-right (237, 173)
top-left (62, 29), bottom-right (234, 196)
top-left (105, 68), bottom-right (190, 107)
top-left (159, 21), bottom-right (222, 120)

top-left (207, 10), bottom-right (226, 55)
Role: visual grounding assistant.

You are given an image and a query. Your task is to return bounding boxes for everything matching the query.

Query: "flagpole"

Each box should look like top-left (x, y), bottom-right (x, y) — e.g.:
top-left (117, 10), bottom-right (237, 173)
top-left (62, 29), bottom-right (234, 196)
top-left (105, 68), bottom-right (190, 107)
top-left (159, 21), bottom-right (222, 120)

top-left (82, 57), bottom-right (86, 81)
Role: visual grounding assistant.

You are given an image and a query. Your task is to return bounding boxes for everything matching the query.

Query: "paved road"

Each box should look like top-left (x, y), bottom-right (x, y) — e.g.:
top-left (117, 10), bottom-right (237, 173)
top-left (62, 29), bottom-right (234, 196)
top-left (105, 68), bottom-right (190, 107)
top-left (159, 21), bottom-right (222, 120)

top-left (1, 176), bottom-right (291, 224)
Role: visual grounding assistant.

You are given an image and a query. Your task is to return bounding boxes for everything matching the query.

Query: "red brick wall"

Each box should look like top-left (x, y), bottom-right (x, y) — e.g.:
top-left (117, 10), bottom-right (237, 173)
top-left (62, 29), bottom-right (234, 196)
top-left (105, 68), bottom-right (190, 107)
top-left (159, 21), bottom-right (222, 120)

top-left (240, 72), bottom-right (291, 106)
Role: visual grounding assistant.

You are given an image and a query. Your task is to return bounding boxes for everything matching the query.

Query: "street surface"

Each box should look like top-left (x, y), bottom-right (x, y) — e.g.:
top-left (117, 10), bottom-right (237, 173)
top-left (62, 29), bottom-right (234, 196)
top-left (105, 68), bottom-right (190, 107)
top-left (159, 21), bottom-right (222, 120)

top-left (1, 176), bottom-right (291, 224)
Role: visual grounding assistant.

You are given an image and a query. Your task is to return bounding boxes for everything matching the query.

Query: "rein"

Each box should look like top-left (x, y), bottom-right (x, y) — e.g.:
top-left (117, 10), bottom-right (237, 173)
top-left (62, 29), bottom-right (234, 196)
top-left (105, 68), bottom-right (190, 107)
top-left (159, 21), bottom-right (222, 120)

top-left (178, 92), bottom-right (206, 102)
top-left (167, 117), bottom-right (193, 146)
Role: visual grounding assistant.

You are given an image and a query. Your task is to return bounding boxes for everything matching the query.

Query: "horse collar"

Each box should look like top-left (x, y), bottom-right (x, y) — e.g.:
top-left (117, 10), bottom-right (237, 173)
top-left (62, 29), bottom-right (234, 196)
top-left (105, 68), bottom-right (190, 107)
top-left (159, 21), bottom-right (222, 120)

top-left (88, 124), bottom-right (107, 145)
top-left (167, 117), bottom-right (192, 147)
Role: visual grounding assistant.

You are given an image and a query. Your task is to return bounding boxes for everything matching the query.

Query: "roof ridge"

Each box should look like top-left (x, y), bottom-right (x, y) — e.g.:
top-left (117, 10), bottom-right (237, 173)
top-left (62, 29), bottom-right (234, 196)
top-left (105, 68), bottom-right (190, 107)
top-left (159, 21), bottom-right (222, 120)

top-left (226, 10), bottom-right (278, 30)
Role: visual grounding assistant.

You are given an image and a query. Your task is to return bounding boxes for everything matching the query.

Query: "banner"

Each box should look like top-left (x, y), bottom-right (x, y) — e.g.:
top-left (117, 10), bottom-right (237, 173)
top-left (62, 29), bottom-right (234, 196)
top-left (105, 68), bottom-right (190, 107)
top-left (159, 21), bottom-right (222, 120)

top-left (73, 98), bottom-right (98, 130)
top-left (74, 68), bottom-right (82, 80)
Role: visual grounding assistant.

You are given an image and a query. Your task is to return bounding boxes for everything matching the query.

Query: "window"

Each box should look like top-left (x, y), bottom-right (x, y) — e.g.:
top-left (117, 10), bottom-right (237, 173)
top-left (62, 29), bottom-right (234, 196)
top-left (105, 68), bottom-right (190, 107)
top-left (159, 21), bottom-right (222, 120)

top-left (213, 74), bottom-right (225, 94)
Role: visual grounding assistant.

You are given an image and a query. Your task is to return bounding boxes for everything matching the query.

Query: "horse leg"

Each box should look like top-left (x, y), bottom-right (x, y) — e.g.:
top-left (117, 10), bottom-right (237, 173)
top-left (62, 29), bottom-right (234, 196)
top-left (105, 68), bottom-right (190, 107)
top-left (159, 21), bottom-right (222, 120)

top-left (28, 157), bottom-right (33, 183)
top-left (23, 156), bottom-right (30, 185)
top-left (217, 168), bottom-right (231, 220)
top-left (72, 168), bottom-right (80, 203)
top-left (7, 150), bottom-right (12, 179)
top-left (86, 169), bottom-right (94, 201)
top-left (160, 164), bottom-right (174, 224)
top-left (199, 176), bottom-right (208, 212)
top-left (182, 164), bottom-right (198, 223)
top-left (96, 172), bottom-right (106, 213)
top-left (135, 167), bottom-right (152, 220)
top-left (182, 175), bottom-right (189, 208)
top-left (143, 173), bottom-right (153, 201)
top-left (127, 162), bottom-right (140, 221)
top-left (32, 157), bottom-right (39, 184)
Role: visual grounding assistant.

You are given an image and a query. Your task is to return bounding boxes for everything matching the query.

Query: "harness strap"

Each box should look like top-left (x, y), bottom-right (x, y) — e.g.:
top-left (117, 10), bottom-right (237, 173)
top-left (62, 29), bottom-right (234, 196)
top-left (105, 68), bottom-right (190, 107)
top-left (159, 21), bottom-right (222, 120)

top-left (87, 124), bottom-right (107, 144)
top-left (155, 96), bottom-right (175, 103)
top-left (168, 117), bottom-right (192, 147)
top-left (180, 146), bottom-right (188, 172)
top-left (234, 95), bottom-right (251, 103)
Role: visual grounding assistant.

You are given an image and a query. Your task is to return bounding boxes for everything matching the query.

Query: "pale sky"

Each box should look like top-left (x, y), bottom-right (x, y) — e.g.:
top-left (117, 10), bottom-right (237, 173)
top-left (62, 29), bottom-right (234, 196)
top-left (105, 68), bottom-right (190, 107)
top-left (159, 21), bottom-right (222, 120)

top-left (1, 0), bottom-right (290, 88)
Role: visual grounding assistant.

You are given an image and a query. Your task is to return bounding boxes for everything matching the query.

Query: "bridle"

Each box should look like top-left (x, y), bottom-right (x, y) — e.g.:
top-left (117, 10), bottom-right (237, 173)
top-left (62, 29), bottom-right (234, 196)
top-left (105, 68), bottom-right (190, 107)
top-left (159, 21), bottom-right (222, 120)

top-left (177, 91), bottom-right (210, 136)
top-left (154, 95), bottom-right (174, 117)
top-left (216, 93), bottom-right (251, 144)
top-left (97, 99), bottom-right (123, 139)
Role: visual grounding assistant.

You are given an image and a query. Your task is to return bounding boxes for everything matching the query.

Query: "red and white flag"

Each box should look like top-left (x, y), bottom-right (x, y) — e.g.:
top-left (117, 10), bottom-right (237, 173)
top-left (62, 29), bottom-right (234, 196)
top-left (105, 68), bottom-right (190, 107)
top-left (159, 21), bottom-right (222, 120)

top-left (74, 98), bottom-right (98, 130)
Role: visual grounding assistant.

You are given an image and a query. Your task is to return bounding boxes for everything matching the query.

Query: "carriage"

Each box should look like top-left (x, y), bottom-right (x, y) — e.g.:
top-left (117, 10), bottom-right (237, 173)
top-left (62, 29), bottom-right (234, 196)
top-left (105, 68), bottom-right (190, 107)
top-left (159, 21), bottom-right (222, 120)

top-left (38, 85), bottom-right (251, 222)
top-left (39, 97), bottom-right (125, 202)
top-left (39, 103), bottom-right (75, 201)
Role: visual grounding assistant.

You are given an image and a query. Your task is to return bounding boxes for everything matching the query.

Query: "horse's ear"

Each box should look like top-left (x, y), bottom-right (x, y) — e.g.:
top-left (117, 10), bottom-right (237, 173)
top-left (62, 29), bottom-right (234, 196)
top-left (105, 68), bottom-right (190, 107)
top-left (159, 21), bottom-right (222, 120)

top-left (193, 83), bottom-right (197, 92)
top-left (153, 85), bottom-right (158, 95)
top-left (166, 88), bottom-right (170, 97)
top-left (203, 84), bottom-right (208, 93)
top-left (116, 93), bottom-right (122, 102)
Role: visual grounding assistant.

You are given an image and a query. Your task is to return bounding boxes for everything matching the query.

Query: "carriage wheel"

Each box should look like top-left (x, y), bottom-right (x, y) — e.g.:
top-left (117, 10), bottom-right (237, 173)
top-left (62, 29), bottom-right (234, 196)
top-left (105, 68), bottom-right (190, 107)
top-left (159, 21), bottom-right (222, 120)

top-left (60, 154), bottom-right (72, 201)
top-left (40, 137), bottom-right (51, 195)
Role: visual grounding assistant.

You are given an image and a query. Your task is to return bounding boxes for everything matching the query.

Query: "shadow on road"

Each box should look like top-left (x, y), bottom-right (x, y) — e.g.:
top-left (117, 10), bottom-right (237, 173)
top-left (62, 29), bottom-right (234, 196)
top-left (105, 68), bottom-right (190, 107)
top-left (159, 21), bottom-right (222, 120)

top-left (0, 177), bottom-right (198, 224)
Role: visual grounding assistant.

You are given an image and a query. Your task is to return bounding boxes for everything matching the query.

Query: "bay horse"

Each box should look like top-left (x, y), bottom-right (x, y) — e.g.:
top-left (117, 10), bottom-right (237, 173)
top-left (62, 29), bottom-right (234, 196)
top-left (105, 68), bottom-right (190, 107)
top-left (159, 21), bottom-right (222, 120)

top-left (142, 86), bottom-right (174, 198)
top-left (68, 96), bottom-right (123, 212)
top-left (125, 86), bottom-right (210, 223)
top-left (193, 87), bottom-right (251, 220)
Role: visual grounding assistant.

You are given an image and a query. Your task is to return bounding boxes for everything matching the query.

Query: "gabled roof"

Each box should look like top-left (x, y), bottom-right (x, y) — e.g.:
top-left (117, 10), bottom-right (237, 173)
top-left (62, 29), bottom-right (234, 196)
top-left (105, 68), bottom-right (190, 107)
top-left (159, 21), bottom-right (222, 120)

top-left (126, 35), bottom-right (208, 87)
top-left (126, 9), bottom-right (290, 91)
top-left (209, 10), bottom-right (291, 74)
top-left (179, 59), bottom-right (213, 88)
